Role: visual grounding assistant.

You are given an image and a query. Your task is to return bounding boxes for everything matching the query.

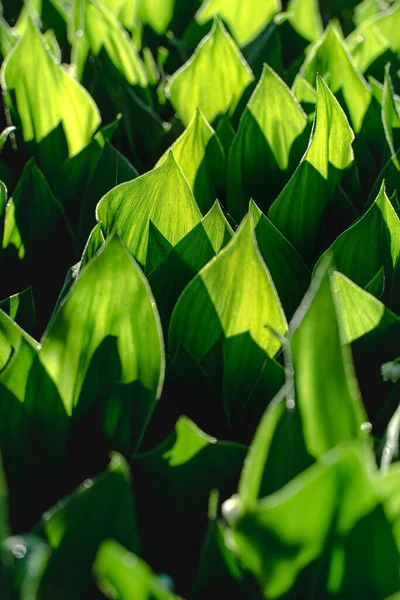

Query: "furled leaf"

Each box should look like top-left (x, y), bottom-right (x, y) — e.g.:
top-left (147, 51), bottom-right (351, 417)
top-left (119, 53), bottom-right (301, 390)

top-left (97, 152), bottom-right (202, 272)
top-left (149, 202), bottom-right (233, 328)
top-left (194, 0), bottom-right (281, 47)
top-left (250, 202), bottom-right (310, 321)
top-left (286, 0), bottom-right (323, 43)
top-left (156, 108), bottom-right (225, 215)
top-left (300, 23), bottom-right (371, 132)
top-left (1, 20), bottom-right (100, 172)
top-left (167, 18), bottom-right (254, 127)
top-left (333, 272), bottom-right (398, 345)
top-left (290, 260), bottom-right (367, 458)
top-left (269, 76), bottom-right (354, 261)
top-left (36, 453), bottom-right (140, 597)
top-left (227, 64), bottom-right (308, 221)
top-left (231, 446), bottom-right (399, 599)
top-left (316, 182), bottom-right (400, 293)
top-left (95, 540), bottom-right (181, 599)
top-left (40, 236), bottom-right (164, 454)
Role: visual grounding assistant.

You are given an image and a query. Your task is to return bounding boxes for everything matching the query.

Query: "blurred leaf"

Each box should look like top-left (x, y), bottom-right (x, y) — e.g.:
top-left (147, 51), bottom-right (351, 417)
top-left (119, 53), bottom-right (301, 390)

top-left (0, 126), bottom-right (15, 153)
top-left (382, 64), bottom-right (400, 168)
top-left (40, 236), bottom-right (164, 454)
top-left (316, 182), bottom-right (400, 294)
top-left (290, 260), bottom-right (367, 458)
top-left (36, 453), bottom-right (140, 597)
top-left (227, 64), bottom-right (308, 221)
top-left (95, 539), bottom-right (181, 599)
top-left (138, 0), bottom-right (174, 35)
top-left (83, 0), bottom-right (148, 86)
top-left (286, 0), bottom-right (323, 43)
top-left (156, 108), bottom-right (225, 215)
top-left (269, 76), bottom-right (354, 261)
top-left (194, 0), bottom-right (281, 47)
top-left (97, 152), bottom-right (202, 272)
top-left (3, 534), bottom-right (50, 600)
top-left (167, 18), bottom-right (254, 127)
top-left (2, 20), bottom-right (100, 172)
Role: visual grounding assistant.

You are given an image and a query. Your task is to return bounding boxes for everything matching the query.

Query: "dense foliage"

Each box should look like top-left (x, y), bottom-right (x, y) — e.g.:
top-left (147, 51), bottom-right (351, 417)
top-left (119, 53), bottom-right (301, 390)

top-left (0, 0), bottom-right (399, 597)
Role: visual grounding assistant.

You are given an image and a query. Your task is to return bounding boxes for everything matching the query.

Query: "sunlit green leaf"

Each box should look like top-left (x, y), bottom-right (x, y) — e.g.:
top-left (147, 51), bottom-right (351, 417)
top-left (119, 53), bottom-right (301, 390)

top-left (138, 0), bottom-right (174, 35)
top-left (227, 64), bottom-right (308, 221)
top-left (300, 23), bottom-right (371, 132)
top-left (286, 0), bottom-right (323, 43)
top-left (290, 260), bottom-right (367, 458)
top-left (269, 76), bottom-right (354, 261)
top-left (194, 0), bottom-right (281, 47)
top-left (40, 236), bottom-right (164, 454)
top-left (1, 20), bottom-right (100, 171)
top-left (167, 18), bottom-right (254, 126)
top-left (149, 202), bottom-right (233, 328)
top-left (250, 202), bottom-right (310, 321)
top-left (0, 288), bottom-right (35, 334)
top-left (231, 446), bottom-right (399, 599)
top-left (332, 271), bottom-right (398, 345)
top-left (95, 540), bottom-right (181, 599)
top-left (169, 217), bottom-right (287, 421)
top-left (156, 108), bottom-right (225, 215)
top-left (97, 152), bottom-right (202, 272)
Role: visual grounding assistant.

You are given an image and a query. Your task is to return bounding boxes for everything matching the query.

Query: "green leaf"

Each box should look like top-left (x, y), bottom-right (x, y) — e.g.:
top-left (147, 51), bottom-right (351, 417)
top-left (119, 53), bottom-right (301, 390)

top-left (169, 216), bottom-right (286, 362)
top-left (347, 19), bottom-right (392, 75)
top-left (133, 416), bottom-right (246, 592)
top-left (80, 222), bottom-right (105, 270)
top-left (250, 202), bottom-right (310, 321)
top-left (286, 0), bottom-right (323, 43)
top-left (97, 152), bottom-right (202, 272)
top-left (36, 453), bottom-right (140, 597)
top-left (300, 23), bottom-right (371, 132)
top-left (269, 76), bottom-right (354, 261)
top-left (138, 0), bottom-right (174, 35)
top-left (169, 217), bottom-right (287, 421)
top-left (316, 182), bottom-right (400, 293)
top-left (0, 288), bottom-right (35, 334)
top-left (3, 534), bottom-right (50, 600)
top-left (194, 0), bottom-right (281, 47)
top-left (332, 271), bottom-right (398, 345)
top-left (231, 446), bottom-right (399, 599)
top-left (382, 64), bottom-right (400, 169)
top-left (238, 394), bottom-right (314, 508)
top-left (290, 260), bottom-right (367, 458)
top-left (77, 140), bottom-right (139, 248)
top-left (1, 20), bottom-right (100, 172)
top-left (84, 0), bottom-right (147, 86)
top-left (149, 201), bottom-right (233, 329)
top-left (0, 126), bottom-right (15, 153)
top-left (156, 108), bottom-right (225, 215)
top-left (167, 18), bottom-right (254, 127)
top-left (40, 236), bottom-right (164, 454)
top-left (95, 540), bottom-right (181, 599)
top-left (227, 64), bottom-right (308, 221)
